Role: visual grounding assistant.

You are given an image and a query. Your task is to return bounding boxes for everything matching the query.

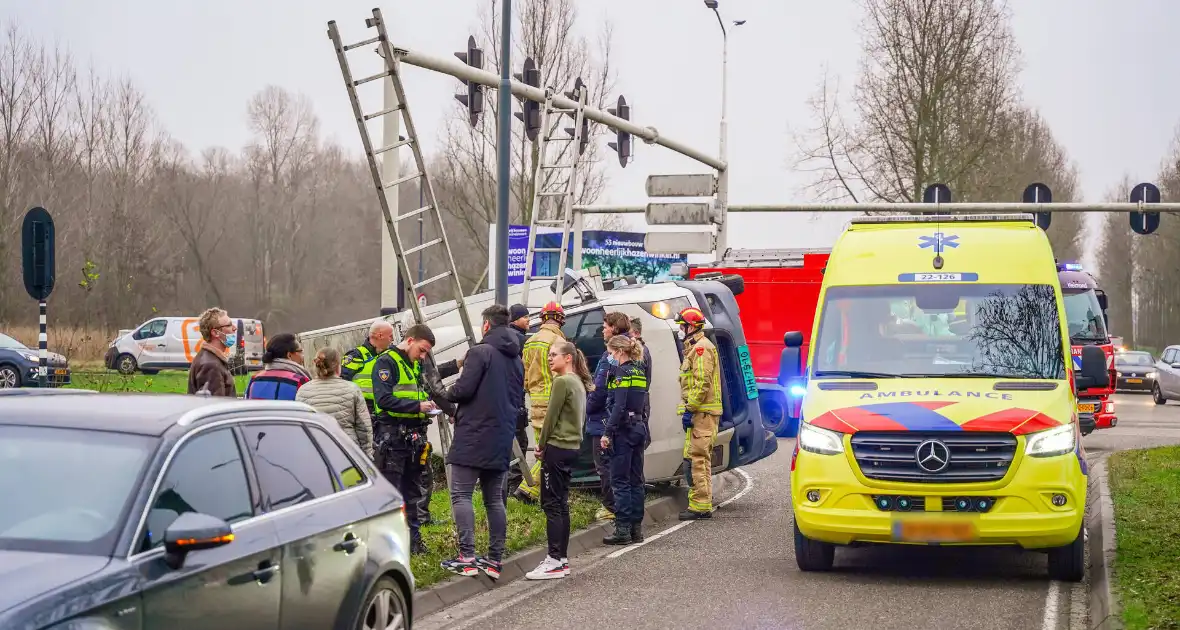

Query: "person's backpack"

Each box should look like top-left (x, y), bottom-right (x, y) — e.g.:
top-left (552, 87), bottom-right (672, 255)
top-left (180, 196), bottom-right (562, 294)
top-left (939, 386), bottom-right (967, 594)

top-left (245, 367), bottom-right (309, 400)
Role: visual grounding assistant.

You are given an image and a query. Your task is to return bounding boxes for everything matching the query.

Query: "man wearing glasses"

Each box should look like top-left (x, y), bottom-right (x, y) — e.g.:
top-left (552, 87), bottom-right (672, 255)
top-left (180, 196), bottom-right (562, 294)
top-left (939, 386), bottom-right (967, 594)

top-left (188, 307), bottom-right (238, 397)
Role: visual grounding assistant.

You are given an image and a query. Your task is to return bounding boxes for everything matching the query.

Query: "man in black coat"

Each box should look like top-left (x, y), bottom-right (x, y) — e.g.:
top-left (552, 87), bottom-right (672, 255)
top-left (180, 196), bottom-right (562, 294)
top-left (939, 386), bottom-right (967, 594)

top-left (437, 304), bottom-right (524, 579)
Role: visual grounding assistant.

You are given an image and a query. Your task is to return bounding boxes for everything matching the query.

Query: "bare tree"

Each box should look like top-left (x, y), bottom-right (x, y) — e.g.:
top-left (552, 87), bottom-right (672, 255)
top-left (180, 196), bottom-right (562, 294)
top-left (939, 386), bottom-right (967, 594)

top-left (1094, 175), bottom-right (1137, 346)
top-left (793, 0), bottom-right (1021, 205)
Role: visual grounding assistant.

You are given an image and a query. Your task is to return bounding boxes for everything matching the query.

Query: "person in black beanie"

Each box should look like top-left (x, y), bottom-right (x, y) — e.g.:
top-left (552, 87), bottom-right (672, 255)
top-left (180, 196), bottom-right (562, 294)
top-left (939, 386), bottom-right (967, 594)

top-left (505, 303), bottom-right (531, 503)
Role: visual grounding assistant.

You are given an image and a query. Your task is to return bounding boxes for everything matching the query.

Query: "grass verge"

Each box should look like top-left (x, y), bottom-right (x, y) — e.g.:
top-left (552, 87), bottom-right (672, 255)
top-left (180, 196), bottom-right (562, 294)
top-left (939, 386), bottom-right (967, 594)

top-left (65, 369), bottom-right (250, 394)
top-left (413, 490), bottom-right (601, 589)
top-left (1108, 446), bottom-right (1180, 629)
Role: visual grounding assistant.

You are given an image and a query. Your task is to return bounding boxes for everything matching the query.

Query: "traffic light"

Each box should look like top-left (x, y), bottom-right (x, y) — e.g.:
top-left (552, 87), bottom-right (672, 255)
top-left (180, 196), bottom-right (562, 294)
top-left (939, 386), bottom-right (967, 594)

top-left (606, 95), bottom-right (631, 167)
top-left (921, 183), bottom-right (952, 215)
top-left (563, 77), bottom-right (590, 155)
top-left (513, 57), bottom-right (541, 141)
top-left (1129, 182), bottom-right (1161, 235)
top-left (1022, 182), bottom-right (1052, 230)
top-left (453, 36), bottom-right (484, 127)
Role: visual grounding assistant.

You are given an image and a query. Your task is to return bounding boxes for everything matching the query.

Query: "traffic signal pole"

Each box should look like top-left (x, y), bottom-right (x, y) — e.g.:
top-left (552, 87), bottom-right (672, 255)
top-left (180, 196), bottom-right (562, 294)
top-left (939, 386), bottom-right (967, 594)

top-left (494, 0), bottom-right (513, 305)
top-left (386, 45), bottom-right (727, 171)
top-left (574, 202), bottom-right (1180, 214)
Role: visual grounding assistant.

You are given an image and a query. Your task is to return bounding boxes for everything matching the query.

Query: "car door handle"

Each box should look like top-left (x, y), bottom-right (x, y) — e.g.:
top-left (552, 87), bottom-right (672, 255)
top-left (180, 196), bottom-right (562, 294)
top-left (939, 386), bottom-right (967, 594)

top-left (334, 533), bottom-right (360, 554)
top-left (252, 561), bottom-right (280, 583)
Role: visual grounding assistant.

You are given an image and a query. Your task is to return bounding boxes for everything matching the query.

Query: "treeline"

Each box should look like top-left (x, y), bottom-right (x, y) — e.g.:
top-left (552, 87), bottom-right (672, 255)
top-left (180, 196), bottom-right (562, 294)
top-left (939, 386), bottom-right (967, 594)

top-left (1095, 146), bottom-right (1180, 353)
top-left (0, 24), bottom-right (489, 337)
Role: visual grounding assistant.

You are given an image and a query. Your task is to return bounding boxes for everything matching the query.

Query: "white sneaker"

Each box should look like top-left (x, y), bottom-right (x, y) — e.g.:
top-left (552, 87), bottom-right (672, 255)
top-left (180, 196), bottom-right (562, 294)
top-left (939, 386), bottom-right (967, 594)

top-left (525, 556), bottom-right (566, 580)
top-left (560, 557), bottom-right (570, 576)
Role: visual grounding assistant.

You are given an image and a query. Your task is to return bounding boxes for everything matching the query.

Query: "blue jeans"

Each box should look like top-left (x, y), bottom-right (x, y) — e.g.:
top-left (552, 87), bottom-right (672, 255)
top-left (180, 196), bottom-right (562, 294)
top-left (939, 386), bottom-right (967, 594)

top-left (609, 423), bottom-right (647, 524)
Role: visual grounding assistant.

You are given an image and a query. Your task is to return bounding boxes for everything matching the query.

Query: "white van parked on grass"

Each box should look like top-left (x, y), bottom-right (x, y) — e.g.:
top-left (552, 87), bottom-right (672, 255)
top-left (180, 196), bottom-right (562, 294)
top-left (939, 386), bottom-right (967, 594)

top-left (105, 316), bottom-right (265, 375)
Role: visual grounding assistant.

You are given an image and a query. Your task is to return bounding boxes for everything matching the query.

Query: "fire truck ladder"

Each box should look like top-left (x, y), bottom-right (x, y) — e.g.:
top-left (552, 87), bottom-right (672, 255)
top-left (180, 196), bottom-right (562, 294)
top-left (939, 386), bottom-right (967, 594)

top-left (329, 10), bottom-right (534, 486)
top-left (518, 83), bottom-right (590, 307)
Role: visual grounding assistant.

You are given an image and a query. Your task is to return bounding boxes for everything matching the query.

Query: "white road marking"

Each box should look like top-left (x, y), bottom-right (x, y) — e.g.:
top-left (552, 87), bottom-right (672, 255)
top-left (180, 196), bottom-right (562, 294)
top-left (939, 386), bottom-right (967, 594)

top-left (1041, 579), bottom-right (1061, 630)
top-left (607, 467), bottom-right (756, 559)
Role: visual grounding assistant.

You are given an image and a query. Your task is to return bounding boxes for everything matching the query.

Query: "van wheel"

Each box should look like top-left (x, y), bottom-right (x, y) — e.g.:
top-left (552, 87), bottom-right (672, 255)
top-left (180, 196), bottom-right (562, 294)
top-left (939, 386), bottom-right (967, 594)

top-left (1047, 528), bottom-right (1085, 582)
top-left (794, 521), bottom-right (834, 572)
top-left (1153, 383), bottom-right (1167, 405)
top-left (116, 354), bottom-right (138, 375)
top-left (759, 395), bottom-right (788, 436)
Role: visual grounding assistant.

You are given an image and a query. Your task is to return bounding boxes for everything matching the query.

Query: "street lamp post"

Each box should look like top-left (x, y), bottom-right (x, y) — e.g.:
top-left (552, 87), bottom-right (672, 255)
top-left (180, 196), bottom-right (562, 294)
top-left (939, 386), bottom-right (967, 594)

top-left (704, 0), bottom-right (739, 257)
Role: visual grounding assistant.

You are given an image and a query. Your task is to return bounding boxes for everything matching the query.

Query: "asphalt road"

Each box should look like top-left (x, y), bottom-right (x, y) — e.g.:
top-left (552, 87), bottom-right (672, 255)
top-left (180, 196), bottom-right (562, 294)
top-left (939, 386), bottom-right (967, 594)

top-left (418, 393), bottom-right (1180, 630)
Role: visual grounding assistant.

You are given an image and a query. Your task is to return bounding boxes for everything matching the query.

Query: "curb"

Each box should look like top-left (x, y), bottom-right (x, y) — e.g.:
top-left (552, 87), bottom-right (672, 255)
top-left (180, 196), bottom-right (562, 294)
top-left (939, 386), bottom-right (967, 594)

top-left (412, 488), bottom-right (688, 619)
top-left (1088, 460), bottom-right (1122, 630)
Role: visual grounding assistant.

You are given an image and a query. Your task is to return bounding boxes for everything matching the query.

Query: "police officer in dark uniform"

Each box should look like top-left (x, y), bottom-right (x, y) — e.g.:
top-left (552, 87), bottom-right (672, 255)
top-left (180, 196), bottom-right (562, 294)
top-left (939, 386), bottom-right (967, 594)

top-left (600, 334), bottom-right (650, 545)
top-left (372, 323), bottom-right (441, 554)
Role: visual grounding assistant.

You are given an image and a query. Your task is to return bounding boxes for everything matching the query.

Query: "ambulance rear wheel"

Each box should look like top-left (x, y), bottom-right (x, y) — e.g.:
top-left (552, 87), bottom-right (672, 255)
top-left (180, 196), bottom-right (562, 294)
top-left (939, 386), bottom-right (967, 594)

top-left (1046, 528), bottom-right (1084, 582)
top-left (794, 521), bottom-right (834, 572)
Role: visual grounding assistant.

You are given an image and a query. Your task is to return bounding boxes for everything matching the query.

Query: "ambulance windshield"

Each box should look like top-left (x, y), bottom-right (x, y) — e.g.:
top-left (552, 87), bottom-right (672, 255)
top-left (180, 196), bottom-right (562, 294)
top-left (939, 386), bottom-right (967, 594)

top-left (812, 283), bottom-right (1066, 380)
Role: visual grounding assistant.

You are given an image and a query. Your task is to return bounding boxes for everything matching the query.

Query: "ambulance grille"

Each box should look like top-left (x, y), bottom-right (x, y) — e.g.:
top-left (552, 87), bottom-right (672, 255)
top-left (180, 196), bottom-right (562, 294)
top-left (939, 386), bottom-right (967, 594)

top-left (850, 432), bottom-right (1017, 483)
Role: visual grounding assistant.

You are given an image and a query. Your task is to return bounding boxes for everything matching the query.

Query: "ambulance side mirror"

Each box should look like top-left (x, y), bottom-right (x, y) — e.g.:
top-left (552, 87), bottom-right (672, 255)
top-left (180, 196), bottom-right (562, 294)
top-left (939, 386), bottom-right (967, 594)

top-left (1074, 345), bottom-right (1109, 391)
top-left (778, 331), bottom-right (805, 386)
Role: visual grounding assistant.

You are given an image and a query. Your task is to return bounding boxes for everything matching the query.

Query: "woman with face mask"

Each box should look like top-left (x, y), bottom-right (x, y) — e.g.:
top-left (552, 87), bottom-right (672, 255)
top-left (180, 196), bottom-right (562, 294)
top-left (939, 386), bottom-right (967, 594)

top-left (599, 335), bottom-right (650, 546)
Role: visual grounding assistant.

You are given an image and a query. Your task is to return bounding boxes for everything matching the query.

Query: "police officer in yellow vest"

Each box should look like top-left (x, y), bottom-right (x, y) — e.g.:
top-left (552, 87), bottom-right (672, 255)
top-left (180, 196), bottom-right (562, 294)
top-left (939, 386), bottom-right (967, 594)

top-left (515, 301), bottom-right (567, 501)
top-left (341, 319), bottom-right (395, 414)
top-left (372, 323), bottom-right (440, 554)
top-left (676, 307), bottom-right (723, 520)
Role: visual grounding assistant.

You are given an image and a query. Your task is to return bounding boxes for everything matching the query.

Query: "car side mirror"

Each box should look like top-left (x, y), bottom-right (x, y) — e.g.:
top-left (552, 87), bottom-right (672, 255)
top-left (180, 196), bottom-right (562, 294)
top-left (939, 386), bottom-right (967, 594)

top-left (1074, 345), bottom-right (1109, 392)
top-left (1171, 363), bottom-right (1180, 370)
top-left (1096, 292), bottom-right (1108, 311)
top-left (163, 512), bottom-right (234, 570)
top-left (778, 331), bottom-right (805, 386)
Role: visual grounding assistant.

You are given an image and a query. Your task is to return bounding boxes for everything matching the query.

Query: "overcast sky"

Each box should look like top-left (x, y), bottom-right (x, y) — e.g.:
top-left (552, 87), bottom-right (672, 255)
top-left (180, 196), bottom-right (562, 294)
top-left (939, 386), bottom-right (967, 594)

top-left (11, 0), bottom-right (1180, 260)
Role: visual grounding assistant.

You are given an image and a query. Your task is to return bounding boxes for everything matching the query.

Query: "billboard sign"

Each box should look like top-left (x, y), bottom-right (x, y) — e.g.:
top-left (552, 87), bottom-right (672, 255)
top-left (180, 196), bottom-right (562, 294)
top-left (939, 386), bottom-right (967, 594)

top-left (489, 225), bottom-right (688, 288)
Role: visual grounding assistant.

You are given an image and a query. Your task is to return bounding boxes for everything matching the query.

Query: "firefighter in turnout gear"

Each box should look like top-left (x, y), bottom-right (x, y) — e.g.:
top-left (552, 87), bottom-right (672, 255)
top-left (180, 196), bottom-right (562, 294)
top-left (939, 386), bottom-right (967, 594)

top-left (516, 302), bottom-right (567, 501)
top-left (372, 323), bottom-right (439, 554)
top-left (341, 319), bottom-right (396, 414)
top-left (676, 307), bottom-right (723, 520)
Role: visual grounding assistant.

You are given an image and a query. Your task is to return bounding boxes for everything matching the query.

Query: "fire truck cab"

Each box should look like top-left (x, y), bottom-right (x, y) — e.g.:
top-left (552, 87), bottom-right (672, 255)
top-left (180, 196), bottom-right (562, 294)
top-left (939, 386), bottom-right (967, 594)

top-left (1057, 262), bottom-right (1117, 434)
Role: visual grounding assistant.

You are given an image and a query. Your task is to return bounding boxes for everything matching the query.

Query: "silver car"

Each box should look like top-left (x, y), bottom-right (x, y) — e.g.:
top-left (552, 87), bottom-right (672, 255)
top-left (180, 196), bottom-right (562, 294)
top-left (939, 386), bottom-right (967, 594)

top-left (1153, 345), bottom-right (1180, 405)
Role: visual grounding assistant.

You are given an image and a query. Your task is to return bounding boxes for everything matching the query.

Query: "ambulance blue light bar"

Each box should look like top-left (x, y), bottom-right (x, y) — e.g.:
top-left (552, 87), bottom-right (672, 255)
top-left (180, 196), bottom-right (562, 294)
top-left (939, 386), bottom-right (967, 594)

top-left (1058, 262), bottom-right (1083, 272)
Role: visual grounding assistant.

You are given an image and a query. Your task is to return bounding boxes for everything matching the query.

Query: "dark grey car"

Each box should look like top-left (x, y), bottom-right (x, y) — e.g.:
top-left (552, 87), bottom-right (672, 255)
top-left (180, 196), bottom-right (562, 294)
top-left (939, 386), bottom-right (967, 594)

top-left (0, 393), bottom-right (413, 630)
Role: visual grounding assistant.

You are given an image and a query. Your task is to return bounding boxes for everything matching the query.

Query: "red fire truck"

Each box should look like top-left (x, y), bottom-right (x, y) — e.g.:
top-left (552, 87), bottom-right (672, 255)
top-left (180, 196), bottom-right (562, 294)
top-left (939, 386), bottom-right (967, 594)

top-left (688, 250), bottom-right (1117, 436)
top-left (1057, 262), bottom-right (1117, 434)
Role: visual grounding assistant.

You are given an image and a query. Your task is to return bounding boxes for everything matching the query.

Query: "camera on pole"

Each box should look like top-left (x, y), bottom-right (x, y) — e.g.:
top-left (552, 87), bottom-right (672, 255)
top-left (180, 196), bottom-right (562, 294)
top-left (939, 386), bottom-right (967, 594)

top-left (563, 77), bottom-right (590, 156)
top-left (453, 36), bottom-right (484, 127)
top-left (607, 95), bottom-right (631, 167)
top-left (513, 57), bottom-right (541, 141)
top-left (1129, 182), bottom-right (1161, 235)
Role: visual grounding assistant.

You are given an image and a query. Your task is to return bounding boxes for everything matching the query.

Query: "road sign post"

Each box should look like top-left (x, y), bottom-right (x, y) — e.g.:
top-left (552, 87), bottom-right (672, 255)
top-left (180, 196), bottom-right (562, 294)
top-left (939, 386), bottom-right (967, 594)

top-left (1129, 182), bottom-right (1161, 235)
top-left (644, 173), bottom-right (719, 256)
top-left (22, 207), bottom-right (55, 388)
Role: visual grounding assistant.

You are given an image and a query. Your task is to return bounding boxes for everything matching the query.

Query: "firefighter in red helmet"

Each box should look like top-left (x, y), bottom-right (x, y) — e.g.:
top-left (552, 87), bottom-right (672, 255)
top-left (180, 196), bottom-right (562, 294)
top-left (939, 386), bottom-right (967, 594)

top-left (676, 306), bottom-right (723, 520)
top-left (515, 301), bottom-right (567, 501)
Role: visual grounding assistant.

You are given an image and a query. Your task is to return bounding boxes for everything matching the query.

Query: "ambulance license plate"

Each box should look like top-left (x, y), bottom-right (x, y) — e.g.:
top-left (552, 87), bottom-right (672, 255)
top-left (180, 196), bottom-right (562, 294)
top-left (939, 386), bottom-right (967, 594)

top-left (1077, 402), bottom-right (1096, 413)
top-left (892, 520), bottom-right (976, 543)
top-left (1126, 378), bottom-right (1142, 384)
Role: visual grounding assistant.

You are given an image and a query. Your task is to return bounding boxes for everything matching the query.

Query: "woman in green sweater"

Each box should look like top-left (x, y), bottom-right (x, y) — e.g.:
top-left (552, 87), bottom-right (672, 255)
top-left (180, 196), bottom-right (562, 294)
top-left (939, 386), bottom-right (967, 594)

top-left (526, 340), bottom-right (594, 580)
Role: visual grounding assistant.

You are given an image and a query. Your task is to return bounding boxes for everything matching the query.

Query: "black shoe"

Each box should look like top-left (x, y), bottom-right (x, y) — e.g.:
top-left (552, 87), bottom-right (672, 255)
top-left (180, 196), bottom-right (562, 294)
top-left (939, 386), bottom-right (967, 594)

top-left (630, 522), bottom-right (644, 543)
top-left (410, 539), bottom-right (428, 555)
top-left (678, 509), bottom-right (712, 521)
top-left (603, 522), bottom-right (632, 545)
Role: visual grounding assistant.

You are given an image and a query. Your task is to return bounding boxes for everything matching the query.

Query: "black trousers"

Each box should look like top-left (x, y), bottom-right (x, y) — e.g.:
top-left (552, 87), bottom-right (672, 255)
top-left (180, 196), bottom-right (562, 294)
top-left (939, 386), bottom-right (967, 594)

top-left (504, 413), bottom-right (531, 504)
top-left (379, 440), bottom-right (428, 542)
top-left (592, 436), bottom-right (614, 512)
top-left (540, 445), bottom-right (578, 560)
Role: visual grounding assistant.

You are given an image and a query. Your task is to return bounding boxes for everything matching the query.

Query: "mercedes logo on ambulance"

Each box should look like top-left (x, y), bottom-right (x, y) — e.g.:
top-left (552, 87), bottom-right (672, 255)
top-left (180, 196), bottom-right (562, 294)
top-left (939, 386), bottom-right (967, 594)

top-left (915, 439), bottom-right (951, 473)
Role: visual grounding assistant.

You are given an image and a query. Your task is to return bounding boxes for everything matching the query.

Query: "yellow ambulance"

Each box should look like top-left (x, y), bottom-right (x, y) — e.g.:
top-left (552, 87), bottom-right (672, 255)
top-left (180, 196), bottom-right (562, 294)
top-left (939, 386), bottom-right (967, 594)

top-left (789, 213), bottom-right (1109, 582)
